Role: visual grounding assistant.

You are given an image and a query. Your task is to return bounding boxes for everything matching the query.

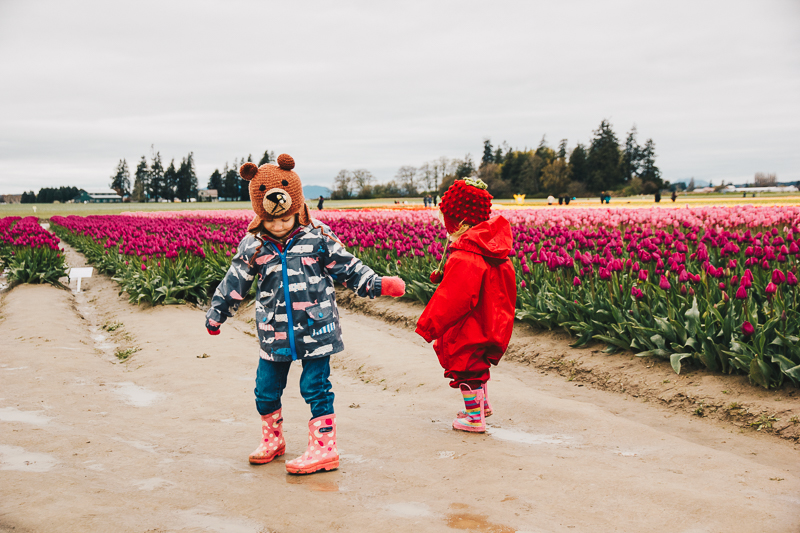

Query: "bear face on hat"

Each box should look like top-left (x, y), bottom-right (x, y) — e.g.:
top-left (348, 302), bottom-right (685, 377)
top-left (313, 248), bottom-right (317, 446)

top-left (239, 154), bottom-right (311, 232)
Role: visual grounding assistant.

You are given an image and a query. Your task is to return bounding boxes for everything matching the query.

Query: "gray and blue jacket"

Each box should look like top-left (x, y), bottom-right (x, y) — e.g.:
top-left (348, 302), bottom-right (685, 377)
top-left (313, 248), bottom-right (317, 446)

top-left (205, 220), bottom-right (383, 362)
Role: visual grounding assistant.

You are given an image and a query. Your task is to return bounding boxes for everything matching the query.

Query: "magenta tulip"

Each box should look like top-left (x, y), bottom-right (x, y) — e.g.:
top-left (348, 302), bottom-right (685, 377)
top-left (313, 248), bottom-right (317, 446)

top-left (742, 321), bottom-right (755, 336)
top-left (659, 275), bottom-right (671, 290)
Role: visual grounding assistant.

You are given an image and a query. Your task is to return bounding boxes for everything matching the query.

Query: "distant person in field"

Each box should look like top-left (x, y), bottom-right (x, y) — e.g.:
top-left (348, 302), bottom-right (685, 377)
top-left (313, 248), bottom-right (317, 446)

top-left (205, 154), bottom-right (405, 474)
top-left (672, 190), bottom-right (677, 202)
top-left (415, 178), bottom-right (517, 433)
top-left (317, 195), bottom-right (324, 210)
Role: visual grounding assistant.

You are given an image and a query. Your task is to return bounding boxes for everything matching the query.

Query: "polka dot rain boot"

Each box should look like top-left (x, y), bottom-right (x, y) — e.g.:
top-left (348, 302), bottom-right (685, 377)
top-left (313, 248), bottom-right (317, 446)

top-left (456, 381), bottom-right (492, 419)
top-left (285, 414), bottom-right (339, 475)
top-left (452, 384), bottom-right (486, 433)
top-left (248, 409), bottom-right (285, 465)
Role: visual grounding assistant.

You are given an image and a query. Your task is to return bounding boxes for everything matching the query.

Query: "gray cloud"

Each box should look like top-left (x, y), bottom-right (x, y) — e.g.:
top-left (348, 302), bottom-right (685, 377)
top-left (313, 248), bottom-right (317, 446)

top-left (1, 0), bottom-right (798, 194)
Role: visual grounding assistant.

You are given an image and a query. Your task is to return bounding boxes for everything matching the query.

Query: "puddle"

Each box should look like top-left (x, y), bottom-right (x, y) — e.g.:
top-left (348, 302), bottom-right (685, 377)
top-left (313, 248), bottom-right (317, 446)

top-left (0, 407), bottom-right (52, 426)
top-left (384, 502), bottom-right (433, 518)
top-left (340, 453), bottom-right (365, 464)
top-left (446, 504), bottom-right (515, 532)
top-left (0, 444), bottom-right (58, 472)
top-left (487, 426), bottom-right (572, 446)
top-left (203, 457), bottom-right (250, 472)
top-left (285, 476), bottom-right (339, 492)
top-left (92, 332), bottom-right (116, 353)
top-left (112, 382), bottom-right (163, 407)
top-left (3, 366), bottom-right (29, 371)
top-left (113, 438), bottom-right (159, 454)
top-left (176, 507), bottom-right (264, 533)
top-left (437, 451), bottom-right (456, 459)
top-left (133, 477), bottom-right (175, 491)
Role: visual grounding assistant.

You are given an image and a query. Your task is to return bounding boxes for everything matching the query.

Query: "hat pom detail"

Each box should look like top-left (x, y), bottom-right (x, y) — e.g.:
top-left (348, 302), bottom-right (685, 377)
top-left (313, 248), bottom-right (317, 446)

top-left (240, 162), bottom-right (258, 181)
top-left (277, 154), bottom-right (295, 170)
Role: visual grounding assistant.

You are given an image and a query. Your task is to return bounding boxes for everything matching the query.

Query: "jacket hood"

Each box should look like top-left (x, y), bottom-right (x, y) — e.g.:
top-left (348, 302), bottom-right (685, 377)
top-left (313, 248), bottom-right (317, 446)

top-left (451, 215), bottom-right (512, 260)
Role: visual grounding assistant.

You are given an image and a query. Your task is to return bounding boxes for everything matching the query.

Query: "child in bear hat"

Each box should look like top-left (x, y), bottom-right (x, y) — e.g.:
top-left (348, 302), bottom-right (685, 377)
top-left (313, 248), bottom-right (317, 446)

top-left (415, 178), bottom-right (517, 433)
top-left (206, 154), bottom-right (406, 474)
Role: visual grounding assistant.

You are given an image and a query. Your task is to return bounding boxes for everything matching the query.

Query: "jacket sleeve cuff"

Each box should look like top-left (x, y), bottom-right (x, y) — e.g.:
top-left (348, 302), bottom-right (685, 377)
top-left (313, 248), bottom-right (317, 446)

top-left (369, 276), bottom-right (382, 299)
top-left (415, 325), bottom-right (434, 343)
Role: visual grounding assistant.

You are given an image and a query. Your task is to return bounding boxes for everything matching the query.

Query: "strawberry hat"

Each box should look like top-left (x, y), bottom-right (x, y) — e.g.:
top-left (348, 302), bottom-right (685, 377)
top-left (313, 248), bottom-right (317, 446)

top-left (239, 154), bottom-right (311, 232)
top-left (439, 178), bottom-right (493, 233)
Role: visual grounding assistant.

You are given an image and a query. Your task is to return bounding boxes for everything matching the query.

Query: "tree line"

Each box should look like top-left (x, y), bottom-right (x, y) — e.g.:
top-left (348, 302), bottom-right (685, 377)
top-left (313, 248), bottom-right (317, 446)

top-left (19, 187), bottom-right (82, 204)
top-left (117, 148), bottom-right (199, 202)
top-left (330, 119), bottom-right (662, 199)
top-left (206, 150), bottom-right (276, 201)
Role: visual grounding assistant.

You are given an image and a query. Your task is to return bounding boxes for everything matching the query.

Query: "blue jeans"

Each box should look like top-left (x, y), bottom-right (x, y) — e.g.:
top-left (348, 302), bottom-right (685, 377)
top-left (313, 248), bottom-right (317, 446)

top-left (254, 356), bottom-right (334, 419)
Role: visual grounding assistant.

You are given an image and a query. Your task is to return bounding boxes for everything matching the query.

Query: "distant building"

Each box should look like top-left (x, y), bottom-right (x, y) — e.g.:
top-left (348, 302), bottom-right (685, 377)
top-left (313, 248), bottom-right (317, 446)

top-left (735, 186), bottom-right (799, 193)
top-left (198, 189), bottom-right (218, 202)
top-left (74, 189), bottom-right (123, 203)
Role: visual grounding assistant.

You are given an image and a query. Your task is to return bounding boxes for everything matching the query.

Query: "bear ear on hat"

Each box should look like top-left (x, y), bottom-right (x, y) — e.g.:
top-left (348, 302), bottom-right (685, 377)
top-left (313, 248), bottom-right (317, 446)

top-left (277, 154), bottom-right (295, 171)
top-left (240, 162), bottom-right (258, 181)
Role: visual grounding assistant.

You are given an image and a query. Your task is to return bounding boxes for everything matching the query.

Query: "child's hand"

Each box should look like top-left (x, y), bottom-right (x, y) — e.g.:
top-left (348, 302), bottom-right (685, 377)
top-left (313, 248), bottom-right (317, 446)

top-left (380, 276), bottom-right (405, 297)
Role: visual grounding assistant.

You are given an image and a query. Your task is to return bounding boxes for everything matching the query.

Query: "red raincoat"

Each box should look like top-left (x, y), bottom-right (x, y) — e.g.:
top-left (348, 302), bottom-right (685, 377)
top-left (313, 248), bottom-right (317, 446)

top-left (415, 216), bottom-right (517, 387)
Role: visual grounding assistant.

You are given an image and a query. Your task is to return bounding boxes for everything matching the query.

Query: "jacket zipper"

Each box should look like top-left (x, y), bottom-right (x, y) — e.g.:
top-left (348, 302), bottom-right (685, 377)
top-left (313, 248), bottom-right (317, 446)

top-left (271, 237), bottom-right (299, 361)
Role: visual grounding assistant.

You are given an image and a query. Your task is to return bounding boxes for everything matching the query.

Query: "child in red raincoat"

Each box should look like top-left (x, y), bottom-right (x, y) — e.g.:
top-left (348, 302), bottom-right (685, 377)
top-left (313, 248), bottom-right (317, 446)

top-left (415, 178), bottom-right (517, 433)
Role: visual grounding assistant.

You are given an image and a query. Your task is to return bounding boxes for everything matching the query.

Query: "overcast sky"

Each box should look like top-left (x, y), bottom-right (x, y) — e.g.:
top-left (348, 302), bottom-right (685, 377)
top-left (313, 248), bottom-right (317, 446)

top-left (1, 0), bottom-right (798, 194)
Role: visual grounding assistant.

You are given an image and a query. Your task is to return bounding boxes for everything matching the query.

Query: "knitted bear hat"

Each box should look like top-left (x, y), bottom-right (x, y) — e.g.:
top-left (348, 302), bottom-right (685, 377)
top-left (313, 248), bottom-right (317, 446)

top-left (239, 154), bottom-right (311, 232)
top-left (439, 178), bottom-right (493, 233)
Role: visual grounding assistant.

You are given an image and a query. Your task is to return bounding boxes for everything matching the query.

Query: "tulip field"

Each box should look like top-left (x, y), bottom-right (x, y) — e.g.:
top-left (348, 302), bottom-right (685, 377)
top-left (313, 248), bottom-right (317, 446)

top-left (0, 216), bottom-right (68, 286)
top-left (48, 205), bottom-right (800, 390)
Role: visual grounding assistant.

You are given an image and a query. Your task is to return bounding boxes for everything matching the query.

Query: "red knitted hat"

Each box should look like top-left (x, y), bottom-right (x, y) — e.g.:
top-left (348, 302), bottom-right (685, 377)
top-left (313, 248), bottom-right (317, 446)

top-left (439, 178), bottom-right (493, 231)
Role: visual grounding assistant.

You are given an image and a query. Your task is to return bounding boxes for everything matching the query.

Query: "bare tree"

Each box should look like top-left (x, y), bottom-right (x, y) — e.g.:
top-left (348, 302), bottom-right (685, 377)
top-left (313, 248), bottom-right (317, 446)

top-left (332, 170), bottom-right (353, 199)
top-left (351, 169), bottom-right (376, 198)
top-left (418, 163), bottom-right (435, 192)
top-left (754, 172), bottom-right (777, 187)
top-left (395, 165), bottom-right (418, 196)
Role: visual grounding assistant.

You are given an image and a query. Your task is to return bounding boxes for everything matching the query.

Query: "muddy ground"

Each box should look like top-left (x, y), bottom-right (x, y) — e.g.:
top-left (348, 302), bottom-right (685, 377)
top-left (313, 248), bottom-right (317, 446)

top-left (1, 245), bottom-right (799, 533)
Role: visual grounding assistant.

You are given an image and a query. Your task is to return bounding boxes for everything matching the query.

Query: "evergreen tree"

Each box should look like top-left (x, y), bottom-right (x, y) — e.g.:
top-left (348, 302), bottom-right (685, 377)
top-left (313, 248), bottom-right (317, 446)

top-left (455, 154), bottom-right (475, 179)
top-left (621, 125), bottom-right (641, 182)
top-left (149, 151), bottom-right (165, 201)
top-left (133, 155), bottom-right (149, 202)
top-left (568, 144), bottom-right (589, 184)
top-left (557, 139), bottom-right (568, 160)
top-left (110, 159), bottom-right (131, 196)
top-left (639, 139), bottom-right (662, 187)
top-left (586, 119), bottom-right (623, 192)
top-left (176, 152), bottom-right (198, 201)
top-left (163, 160), bottom-right (177, 201)
top-left (208, 169), bottom-right (223, 191)
top-left (481, 140), bottom-right (494, 167)
top-left (222, 164), bottom-right (239, 200)
top-left (258, 150), bottom-right (275, 166)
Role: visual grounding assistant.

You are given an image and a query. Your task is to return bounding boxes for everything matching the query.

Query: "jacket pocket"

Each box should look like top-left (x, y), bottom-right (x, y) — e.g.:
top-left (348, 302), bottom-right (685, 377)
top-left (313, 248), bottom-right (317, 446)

top-left (305, 303), bottom-right (336, 340)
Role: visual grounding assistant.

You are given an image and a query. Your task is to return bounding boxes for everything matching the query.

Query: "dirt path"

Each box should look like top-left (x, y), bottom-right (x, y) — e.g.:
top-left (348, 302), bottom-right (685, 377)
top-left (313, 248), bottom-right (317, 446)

top-left (1, 253), bottom-right (800, 532)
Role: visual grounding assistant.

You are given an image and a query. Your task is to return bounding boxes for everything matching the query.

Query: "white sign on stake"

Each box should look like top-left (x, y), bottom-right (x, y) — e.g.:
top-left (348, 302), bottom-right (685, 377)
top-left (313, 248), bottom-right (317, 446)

top-left (68, 267), bottom-right (94, 293)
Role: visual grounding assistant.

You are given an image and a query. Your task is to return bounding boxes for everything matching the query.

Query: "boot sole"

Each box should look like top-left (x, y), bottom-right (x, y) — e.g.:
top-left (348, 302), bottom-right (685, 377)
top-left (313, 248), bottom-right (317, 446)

top-left (249, 446), bottom-right (285, 465)
top-left (452, 421), bottom-right (486, 433)
top-left (286, 458), bottom-right (339, 475)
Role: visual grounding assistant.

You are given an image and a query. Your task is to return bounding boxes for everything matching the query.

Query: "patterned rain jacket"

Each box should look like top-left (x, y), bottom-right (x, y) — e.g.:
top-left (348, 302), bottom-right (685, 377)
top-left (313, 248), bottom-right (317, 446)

top-left (205, 220), bottom-right (383, 362)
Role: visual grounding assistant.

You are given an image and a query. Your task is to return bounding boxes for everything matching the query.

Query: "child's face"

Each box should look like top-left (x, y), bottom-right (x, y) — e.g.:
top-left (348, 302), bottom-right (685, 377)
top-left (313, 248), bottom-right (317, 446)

top-left (263, 215), bottom-right (297, 238)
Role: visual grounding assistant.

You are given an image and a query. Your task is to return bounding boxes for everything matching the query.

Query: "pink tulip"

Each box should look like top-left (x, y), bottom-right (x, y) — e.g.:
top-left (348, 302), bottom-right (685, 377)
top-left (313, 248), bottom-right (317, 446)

top-left (735, 285), bottom-right (747, 299)
top-left (573, 276), bottom-right (581, 287)
top-left (742, 321), bottom-right (755, 336)
top-left (659, 275), bottom-right (671, 290)
top-left (772, 269), bottom-right (786, 285)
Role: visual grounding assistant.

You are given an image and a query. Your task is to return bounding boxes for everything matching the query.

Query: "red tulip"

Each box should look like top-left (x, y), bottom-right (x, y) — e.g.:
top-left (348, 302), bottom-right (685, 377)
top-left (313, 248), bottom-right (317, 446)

top-left (735, 285), bottom-right (747, 299)
top-left (788, 272), bottom-right (798, 286)
top-left (742, 321), bottom-right (755, 336)
top-left (659, 275), bottom-right (671, 290)
top-left (573, 276), bottom-right (581, 287)
top-left (765, 282), bottom-right (777, 295)
top-left (772, 269), bottom-right (786, 285)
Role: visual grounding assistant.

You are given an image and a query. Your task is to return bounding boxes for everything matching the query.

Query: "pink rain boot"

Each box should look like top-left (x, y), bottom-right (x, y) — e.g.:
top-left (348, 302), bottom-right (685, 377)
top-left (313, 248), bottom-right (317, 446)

top-left (285, 414), bottom-right (339, 474)
top-left (248, 409), bottom-right (285, 465)
top-left (456, 382), bottom-right (492, 419)
top-left (452, 384), bottom-right (486, 433)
